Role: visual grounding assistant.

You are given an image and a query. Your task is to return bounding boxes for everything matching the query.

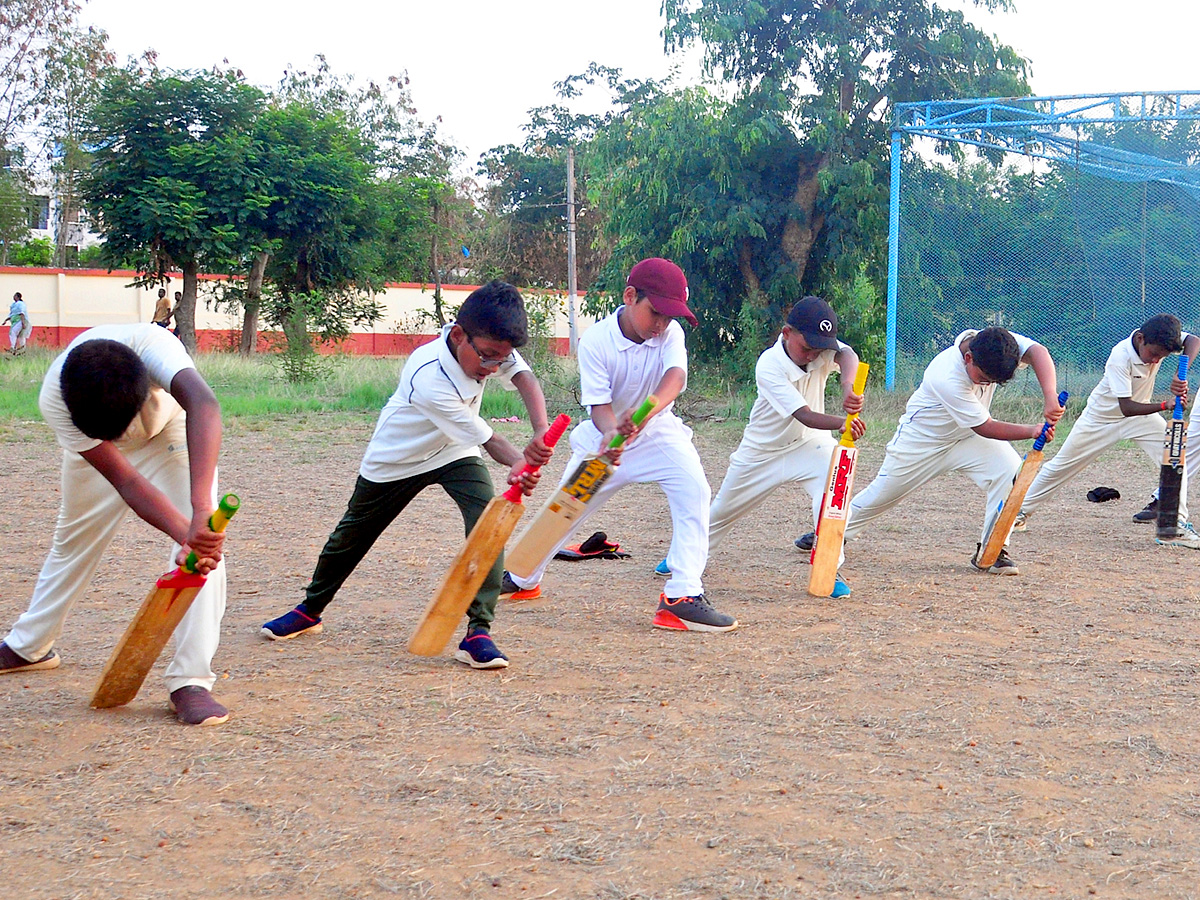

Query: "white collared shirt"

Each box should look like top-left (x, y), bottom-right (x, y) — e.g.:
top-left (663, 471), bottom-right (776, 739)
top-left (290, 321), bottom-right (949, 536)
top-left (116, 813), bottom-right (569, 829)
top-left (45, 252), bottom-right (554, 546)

top-left (733, 336), bottom-right (847, 459)
top-left (1085, 330), bottom-right (1192, 422)
top-left (572, 308), bottom-right (689, 452)
top-left (359, 325), bottom-right (531, 482)
top-left (897, 329), bottom-right (1037, 442)
top-left (40, 323), bottom-right (195, 454)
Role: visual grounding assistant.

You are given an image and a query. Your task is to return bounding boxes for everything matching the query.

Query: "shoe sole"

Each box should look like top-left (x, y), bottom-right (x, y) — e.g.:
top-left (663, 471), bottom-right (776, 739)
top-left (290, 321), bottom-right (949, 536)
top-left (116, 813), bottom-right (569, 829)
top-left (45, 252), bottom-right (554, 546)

top-left (168, 697), bottom-right (230, 726)
top-left (0, 653), bottom-right (61, 675)
top-left (652, 610), bottom-right (739, 633)
top-left (499, 586), bottom-right (541, 601)
top-left (1156, 538), bottom-right (1200, 549)
top-left (261, 622), bottom-right (323, 641)
top-left (655, 566), bottom-right (671, 576)
top-left (453, 649), bottom-right (510, 669)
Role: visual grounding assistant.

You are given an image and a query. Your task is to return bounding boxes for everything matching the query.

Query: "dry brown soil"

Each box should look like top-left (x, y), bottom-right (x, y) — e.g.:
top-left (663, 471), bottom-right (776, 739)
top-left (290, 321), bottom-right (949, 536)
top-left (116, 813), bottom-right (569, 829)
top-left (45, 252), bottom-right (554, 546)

top-left (3, 414), bottom-right (1200, 899)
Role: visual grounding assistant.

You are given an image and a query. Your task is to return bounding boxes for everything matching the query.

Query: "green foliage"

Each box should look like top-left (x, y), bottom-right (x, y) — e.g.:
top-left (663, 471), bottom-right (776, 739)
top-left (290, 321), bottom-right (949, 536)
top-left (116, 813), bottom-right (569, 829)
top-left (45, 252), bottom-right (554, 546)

top-left (11, 236), bottom-right (53, 266)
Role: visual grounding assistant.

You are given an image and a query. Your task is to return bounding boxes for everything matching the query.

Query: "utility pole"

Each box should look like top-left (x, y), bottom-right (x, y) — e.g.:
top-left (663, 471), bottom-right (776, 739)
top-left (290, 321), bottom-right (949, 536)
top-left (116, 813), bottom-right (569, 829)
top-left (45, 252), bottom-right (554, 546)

top-left (566, 146), bottom-right (578, 355)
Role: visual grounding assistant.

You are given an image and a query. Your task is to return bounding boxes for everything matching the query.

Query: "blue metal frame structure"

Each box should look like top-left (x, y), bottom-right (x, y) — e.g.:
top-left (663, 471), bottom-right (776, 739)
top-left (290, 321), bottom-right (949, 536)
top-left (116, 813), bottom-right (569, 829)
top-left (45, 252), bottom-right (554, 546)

top-left (885, 91), bottom-right (1200, 388)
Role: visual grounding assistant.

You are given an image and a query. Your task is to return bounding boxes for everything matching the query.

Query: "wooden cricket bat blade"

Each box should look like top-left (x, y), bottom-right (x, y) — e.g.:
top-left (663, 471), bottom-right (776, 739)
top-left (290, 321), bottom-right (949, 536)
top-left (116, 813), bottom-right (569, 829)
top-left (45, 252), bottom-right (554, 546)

top-left (977, 449), bottom-right (1044, 568)
top-left (91, 493), bottom-right (240, 709)
top-left (506, 477), bottom-right (595, 579)
top-left (808, 445), bottom-right (858, 596)
top-left (408, 496), bottom-right (526, 656)
top-left (91, 570), bottom-right (207, 709)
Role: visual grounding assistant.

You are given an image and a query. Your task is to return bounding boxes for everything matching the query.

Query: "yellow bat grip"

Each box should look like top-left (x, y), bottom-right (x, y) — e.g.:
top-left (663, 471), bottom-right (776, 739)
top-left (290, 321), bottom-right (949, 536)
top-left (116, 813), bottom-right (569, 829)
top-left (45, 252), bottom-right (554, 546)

top-left (608, 395), bottom-right (658, 449)
top-left (839, 363), bottom-right (870, 447)
top-left (182, 493), bottom-right (241, 574)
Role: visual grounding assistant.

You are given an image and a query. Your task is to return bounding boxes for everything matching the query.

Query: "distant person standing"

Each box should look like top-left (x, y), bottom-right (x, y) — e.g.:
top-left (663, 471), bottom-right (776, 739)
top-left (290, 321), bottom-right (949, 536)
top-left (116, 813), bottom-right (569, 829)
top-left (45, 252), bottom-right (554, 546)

top-left (172, 291), bottom-right (183, 337)
top-left (152, 288), bottom-right (174, 329)
top-left (8, 292), bottom-right (32, 354)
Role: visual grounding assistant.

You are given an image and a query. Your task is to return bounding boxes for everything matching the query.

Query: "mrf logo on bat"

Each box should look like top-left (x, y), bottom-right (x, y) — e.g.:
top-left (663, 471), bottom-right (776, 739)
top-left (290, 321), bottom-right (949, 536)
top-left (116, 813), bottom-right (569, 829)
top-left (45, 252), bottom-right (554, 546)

top-left (561, 457), bottom-right (612, 504)
top-left (821, 452), bottom-right (856, 520)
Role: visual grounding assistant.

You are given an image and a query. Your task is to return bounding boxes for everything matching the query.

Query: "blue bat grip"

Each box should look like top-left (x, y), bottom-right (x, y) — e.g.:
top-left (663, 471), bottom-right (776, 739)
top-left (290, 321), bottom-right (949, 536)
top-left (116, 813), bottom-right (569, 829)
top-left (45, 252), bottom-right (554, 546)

top-left (1174, 355), bottom-right (1189, 421)
top-left (1031, 390), bottom-right (1069, 452)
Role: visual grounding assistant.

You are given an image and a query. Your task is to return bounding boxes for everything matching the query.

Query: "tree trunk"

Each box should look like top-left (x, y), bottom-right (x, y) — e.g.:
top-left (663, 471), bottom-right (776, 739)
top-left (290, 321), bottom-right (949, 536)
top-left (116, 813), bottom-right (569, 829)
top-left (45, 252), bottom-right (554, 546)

top-left (239, 250), bottom-right (269, 356)
top-left (176, 259), bottom-right (200, 354)
top-left (431, 200), bottom-right (444, 326)
top-left (780, 155), bottom-right (828, 288)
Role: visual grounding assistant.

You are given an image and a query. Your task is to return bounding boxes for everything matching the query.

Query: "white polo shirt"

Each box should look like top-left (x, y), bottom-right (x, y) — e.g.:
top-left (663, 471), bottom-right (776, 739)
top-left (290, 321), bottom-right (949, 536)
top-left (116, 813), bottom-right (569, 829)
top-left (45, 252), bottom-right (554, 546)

top-left (40, 323), bottom-right (194, 454)
top-left (1085, 330), bottom-right (1192, 422)
top-left (732, 335), bottom-right (848, 461)
top-left (896, 329), bottom-right (1037, 443)
top-left (572, 308), bottom-right (689, 452)
top-left (359, 325), bottom-right (530, 482)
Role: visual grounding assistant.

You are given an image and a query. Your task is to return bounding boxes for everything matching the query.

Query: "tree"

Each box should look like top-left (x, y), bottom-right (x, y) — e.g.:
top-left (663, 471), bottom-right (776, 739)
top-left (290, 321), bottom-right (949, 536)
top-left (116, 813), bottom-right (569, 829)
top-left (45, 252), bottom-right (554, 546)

top-left (0, 0), bottom-right (81, 147)
top-left (604, 0), bottom-right (1032, 357)
top-left (84, 67), bottom-right (268, 351)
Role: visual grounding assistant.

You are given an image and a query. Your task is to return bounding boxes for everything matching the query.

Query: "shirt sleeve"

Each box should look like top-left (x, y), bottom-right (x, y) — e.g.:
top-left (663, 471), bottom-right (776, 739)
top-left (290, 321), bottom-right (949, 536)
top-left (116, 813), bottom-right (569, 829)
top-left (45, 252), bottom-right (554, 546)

top-left (493, 349), bottom-right (532, 391)
top-left (578, 334), bottom-right (614, 408)
top-left (134, 326), bottom-right (195, 389)
top-left (407, 368), bottom-right (494, 449)
top-left (924, 364), bottom-right (991, 430)
top-left (1106, 347), bottom-right (1135, 399)
top-left (756, 352), bottom-right (806, 419)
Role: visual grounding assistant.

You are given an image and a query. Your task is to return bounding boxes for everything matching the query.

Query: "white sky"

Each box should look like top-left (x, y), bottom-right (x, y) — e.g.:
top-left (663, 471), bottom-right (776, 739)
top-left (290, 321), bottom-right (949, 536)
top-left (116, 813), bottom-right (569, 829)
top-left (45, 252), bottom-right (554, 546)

top-left (78, 0), bottom-right (1196, 168)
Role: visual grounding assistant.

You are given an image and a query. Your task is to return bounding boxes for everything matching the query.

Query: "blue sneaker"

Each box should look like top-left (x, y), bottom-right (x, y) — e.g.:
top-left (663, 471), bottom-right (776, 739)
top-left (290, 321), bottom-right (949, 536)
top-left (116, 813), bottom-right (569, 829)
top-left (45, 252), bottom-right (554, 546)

top-left (454, 629), bottom-right (510, 669)
top-left (261, 606), bottom-right (323, 641)
top-left (654, 558), bottom-right (671, 576)
top-left (831, 574), bottom-right (851, 599)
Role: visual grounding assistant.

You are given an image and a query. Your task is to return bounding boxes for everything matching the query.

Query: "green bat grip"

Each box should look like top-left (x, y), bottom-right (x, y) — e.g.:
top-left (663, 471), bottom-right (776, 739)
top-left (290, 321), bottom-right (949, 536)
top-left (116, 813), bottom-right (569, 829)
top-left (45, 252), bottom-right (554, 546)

top-left (181, 493), bottom-right (241, 574)
top-left (607, 395), bottom-right (658, 450)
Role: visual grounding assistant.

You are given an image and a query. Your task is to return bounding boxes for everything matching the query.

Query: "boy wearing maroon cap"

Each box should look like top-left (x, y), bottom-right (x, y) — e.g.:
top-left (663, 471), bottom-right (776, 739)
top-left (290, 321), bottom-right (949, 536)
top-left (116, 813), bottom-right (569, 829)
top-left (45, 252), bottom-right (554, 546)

top-left (502, 258), bottom-right (738, 632)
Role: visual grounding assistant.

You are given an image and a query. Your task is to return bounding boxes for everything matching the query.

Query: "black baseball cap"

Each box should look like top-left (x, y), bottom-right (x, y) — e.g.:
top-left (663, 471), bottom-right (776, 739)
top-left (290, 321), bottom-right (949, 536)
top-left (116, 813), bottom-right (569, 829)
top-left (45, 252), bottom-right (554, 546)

top-left (785, 296), bottom-right (838, 350)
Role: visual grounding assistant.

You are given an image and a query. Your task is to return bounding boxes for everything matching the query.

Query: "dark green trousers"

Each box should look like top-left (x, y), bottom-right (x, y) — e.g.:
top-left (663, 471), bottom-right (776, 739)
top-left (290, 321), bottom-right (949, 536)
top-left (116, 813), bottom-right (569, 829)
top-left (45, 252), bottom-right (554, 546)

top-left (302, 456), bottom-right (501, 632)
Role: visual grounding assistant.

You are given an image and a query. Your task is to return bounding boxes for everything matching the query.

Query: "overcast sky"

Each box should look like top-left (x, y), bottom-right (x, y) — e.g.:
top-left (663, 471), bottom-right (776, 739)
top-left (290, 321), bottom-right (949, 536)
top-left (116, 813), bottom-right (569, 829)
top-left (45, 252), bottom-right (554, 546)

top-left (78, 0), bottom-right (1195, 167)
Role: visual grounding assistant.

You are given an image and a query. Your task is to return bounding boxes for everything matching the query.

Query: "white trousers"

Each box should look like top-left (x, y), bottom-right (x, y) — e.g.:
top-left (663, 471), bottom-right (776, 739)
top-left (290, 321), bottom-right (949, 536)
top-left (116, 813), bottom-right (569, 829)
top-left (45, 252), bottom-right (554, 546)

top-left (1023, 410), bottom-right (1188, 523)
top-left (9, 319), bottom-right (31, 350)
top-left (708, 435), bottom-right (836, 554)
top-left (844, 427), bottom-right (1021, 548)
top-left (4, 413), bottom-right (225, 692)
top-left (509, 425), bottom-right (711, 598)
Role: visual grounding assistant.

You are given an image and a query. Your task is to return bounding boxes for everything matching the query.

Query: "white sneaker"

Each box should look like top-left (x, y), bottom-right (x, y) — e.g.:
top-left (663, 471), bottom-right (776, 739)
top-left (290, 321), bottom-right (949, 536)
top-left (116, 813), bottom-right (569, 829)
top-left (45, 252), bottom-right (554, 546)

top-left (1012, 512), bottom-right (1028, 533)
top-left (1156, 522), bottom-right (1200, 550)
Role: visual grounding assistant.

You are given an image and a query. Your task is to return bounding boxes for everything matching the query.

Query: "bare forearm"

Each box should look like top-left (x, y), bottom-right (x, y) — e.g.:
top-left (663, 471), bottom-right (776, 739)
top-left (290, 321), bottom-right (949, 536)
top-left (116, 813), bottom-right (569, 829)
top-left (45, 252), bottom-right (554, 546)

top-left (973, 418), bottom-right (1042, 442)
top-left (483, 433), bottom-right (525, 468)
top-left (512, 371), bottom-right (550, 435)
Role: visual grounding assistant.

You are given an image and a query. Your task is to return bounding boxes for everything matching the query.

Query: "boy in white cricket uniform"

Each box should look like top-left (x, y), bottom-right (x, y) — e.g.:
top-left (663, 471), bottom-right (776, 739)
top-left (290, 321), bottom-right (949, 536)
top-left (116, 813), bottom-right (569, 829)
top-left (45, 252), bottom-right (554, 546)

top-left (1020, 314), bottom-right (1200, 547)
top-left (503, 258), bottom-right (738, 632)
top-left (261, 281), bottom-right (554, 669)
top-left (0, 324), bottom-right (230, 725)
top-left (662, 296), bottom-right (864, 595)
top-left (841, 327), bottom-right (1064, 575)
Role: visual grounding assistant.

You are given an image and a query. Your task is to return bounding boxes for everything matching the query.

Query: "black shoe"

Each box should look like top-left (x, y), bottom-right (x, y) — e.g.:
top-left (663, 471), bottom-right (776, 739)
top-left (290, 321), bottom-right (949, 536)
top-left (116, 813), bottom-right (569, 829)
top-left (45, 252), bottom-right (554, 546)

top-left (1133, 499), bottom-right (1158, 523)
top-left (794, 532), bottom-right (815, 551)
top-left (971, 543), bottom-right (1020, 576)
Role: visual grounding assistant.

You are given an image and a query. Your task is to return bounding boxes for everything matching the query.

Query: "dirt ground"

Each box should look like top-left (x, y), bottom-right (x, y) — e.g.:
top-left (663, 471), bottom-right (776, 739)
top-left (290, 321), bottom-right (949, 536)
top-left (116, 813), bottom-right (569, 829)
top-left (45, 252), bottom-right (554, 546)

top-left (4, 412), bottom-right (1200, 900)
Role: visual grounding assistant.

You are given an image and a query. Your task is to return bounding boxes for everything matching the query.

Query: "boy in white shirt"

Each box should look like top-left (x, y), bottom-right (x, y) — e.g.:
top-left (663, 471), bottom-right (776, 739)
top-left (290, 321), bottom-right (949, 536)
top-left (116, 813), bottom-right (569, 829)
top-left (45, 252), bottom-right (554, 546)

top-left (261, 281), bottom-right (554, 669)
top-left (658, 296), bottom-right (864, 596)
top-left (1019, 314), bottom-right (1200, 547)
top-left (838, 327), bottom-right (1064, 575)
top-left (502, 258), bottom-right (738, 632)
top-left (0, 324), bottom-right (230, 726)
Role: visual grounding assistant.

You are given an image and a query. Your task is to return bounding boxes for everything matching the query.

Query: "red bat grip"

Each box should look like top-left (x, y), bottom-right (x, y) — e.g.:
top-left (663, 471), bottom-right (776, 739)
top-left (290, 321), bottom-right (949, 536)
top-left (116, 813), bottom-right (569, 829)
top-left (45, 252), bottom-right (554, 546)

top-left (501, 413), bottom-right (572, 502)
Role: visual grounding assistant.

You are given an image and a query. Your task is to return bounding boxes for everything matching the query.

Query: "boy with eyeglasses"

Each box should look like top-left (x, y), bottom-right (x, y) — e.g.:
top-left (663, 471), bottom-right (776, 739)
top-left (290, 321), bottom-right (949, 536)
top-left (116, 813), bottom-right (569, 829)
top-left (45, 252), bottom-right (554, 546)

top-left (261, 280), bottom-right (555, 669)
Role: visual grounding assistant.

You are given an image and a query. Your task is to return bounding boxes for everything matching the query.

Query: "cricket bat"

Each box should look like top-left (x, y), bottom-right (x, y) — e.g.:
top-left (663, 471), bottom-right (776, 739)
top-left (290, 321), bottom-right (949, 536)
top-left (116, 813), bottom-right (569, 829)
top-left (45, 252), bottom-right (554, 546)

top-left (91, 493), bottom-right (240, 709)
top-left (977, 389), bottom-right (1070, 568)
top-left (408, 413), bottom-right (572, 657)
top-left (504, 395), bottom-right (658, 580)
top-left (808, 363), bottom-right (870, 597)
top-left (1157, 355), bottom-right (1189, 538)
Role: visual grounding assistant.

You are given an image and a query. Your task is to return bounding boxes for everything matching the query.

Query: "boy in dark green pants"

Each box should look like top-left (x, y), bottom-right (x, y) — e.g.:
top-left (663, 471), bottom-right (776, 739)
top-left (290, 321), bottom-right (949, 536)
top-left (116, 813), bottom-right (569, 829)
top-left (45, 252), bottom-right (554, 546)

top-left (262, 281), bottom-right (554, 668)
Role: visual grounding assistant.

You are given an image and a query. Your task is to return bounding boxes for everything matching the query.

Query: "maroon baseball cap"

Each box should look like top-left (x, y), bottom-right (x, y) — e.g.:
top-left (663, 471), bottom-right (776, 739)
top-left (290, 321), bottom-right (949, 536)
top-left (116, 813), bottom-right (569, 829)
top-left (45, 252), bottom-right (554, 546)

top-left (626, 258), bottom-right (698, 327)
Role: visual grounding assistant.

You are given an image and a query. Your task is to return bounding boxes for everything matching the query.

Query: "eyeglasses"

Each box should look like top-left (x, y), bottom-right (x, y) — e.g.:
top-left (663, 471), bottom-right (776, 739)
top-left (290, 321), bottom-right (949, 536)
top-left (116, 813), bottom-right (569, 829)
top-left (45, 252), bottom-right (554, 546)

top-left (466, 334), bottom-right (513, 368)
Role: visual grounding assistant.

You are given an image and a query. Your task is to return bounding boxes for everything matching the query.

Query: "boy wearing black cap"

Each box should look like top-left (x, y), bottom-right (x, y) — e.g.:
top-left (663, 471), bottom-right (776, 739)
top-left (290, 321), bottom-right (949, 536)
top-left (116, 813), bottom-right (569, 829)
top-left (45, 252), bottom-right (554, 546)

top-left (502, 258), bottom-right (738, 632)
top-left (658, 296), bottom-right (864, 596)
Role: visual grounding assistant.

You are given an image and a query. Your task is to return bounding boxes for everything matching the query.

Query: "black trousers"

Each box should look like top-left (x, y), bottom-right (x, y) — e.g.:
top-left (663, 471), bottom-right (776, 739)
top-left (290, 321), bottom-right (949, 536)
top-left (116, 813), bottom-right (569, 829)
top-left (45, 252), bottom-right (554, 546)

top-left (302, 456), bottom-right (501, 631)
